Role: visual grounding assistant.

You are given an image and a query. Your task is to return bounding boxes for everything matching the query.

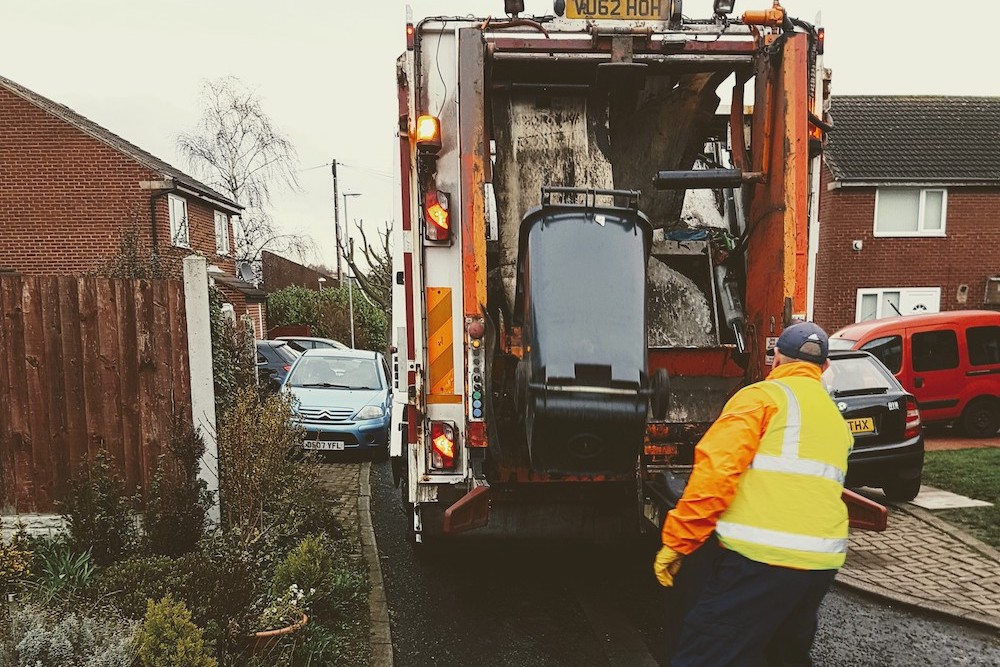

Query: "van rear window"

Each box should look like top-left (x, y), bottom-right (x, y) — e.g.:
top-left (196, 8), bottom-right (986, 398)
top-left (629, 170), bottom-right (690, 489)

top-left (967, 326), bottom-right (1000, 366)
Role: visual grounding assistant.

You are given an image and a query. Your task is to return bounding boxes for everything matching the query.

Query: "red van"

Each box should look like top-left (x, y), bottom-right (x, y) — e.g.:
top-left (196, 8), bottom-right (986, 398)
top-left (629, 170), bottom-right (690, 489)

top-left (830, 311), bottom-right (1000, 437)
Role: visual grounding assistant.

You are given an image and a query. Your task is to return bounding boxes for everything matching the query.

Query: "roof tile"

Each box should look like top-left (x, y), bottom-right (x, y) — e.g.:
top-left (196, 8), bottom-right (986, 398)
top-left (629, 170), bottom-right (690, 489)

top-left (825, 96), bottom-right (1000, 184)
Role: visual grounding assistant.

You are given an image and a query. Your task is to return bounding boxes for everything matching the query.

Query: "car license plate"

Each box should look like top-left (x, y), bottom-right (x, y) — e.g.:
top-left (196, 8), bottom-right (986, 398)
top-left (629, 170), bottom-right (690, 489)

top-left (846, 417), bottom-right (875, 435)
top-left (567, 0), bottom-right (671, 21)
top-left (304, 440), bottom-right (345, 451)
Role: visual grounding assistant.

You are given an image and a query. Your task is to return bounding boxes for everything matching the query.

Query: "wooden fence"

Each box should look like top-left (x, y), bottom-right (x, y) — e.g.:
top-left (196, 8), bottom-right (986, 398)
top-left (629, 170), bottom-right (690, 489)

top-left (0, 275), bottom-right (192, 513)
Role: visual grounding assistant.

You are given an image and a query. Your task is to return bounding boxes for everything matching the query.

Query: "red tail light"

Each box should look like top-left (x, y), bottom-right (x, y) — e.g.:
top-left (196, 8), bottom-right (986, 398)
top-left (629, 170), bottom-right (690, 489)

top-left (430, 421), bottom-right (457, 470)
top-left (904, 397), bottom-right (922, 439)
top-left (282, 365), bottom-right (291, 372)
top-left (468, 421), bottom-right (486, 448)
top-left (424, 190), bottom-right (451, 242)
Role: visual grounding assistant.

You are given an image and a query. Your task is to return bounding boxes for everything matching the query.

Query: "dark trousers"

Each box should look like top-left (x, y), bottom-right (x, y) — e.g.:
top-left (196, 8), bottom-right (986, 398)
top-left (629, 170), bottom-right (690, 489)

top-left (665, 535), bottom-right (837, 667)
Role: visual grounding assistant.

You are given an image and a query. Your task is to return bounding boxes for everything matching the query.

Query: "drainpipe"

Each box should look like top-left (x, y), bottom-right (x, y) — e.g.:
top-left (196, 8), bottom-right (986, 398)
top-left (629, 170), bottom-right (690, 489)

top-left (140, 177), bottom-right (176, 259)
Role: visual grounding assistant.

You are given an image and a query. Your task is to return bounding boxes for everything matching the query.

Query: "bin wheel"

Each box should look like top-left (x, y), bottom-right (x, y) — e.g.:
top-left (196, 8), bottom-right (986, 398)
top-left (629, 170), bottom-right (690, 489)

top-left (514, 360), bottom-right (529, 415)
top-left (651, 369), bottom-right (671, 420)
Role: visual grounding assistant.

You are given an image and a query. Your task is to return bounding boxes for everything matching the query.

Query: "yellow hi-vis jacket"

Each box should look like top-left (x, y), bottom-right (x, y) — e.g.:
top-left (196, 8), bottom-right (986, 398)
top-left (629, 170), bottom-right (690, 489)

top-left (661, 362), bottom-right (854, 570)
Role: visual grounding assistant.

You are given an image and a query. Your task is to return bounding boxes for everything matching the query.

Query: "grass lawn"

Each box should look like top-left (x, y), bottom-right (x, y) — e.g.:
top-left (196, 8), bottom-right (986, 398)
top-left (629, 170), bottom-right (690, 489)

top-left (921, 448), bottom-right (1000, 549)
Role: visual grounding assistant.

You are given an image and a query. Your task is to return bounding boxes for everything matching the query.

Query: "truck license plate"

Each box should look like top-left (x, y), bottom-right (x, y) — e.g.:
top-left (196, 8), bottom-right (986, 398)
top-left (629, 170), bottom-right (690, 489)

top-left (567, 0), bottom-right (671, 21)
top-left (846, 417), bottom-right (875, 435)
top-left (304, 440), bottom-right (345, 451)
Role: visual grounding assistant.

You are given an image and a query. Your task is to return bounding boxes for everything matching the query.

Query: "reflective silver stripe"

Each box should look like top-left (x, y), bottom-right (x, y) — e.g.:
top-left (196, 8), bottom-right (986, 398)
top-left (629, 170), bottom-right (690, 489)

top-left (771, 380), bottom-right (801, 458)
top-left (751, 454), bottom-right (846, 484)
top-left (716, 521), bottom-right (848, 554)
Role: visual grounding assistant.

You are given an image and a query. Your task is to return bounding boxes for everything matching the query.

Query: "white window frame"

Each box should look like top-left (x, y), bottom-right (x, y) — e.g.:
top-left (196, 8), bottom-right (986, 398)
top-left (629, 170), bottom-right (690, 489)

top-left (873, 188), bottom-right (947, 238)
top-left (214, 211), bottom-right (231, 256)
top-left (855, 287), bottom-right (942, 322)
top-left (168, 194), bottom-right (190, 248)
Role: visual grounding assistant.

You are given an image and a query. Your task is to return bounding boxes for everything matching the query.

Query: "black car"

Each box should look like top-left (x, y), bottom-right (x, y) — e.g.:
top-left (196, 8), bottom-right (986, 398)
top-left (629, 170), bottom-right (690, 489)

top-left (822, 350), bottom-right (925, 501)
top-left (255, 340), bottom-right (299, 394)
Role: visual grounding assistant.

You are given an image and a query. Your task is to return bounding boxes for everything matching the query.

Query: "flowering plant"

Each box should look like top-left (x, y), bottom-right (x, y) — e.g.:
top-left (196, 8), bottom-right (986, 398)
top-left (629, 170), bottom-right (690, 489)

top-left (257, 584), bottom-right (312, 631)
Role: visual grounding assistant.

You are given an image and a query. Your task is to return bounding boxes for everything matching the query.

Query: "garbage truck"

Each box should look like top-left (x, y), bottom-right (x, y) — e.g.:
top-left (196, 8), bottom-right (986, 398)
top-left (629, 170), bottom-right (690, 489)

top-left (389, 0), bottom-right (886, 544)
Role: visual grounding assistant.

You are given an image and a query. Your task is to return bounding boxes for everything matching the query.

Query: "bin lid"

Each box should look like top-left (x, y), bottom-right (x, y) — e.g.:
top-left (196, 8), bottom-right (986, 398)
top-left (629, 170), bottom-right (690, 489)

top-left (514, 205), bottom-right (652, 386)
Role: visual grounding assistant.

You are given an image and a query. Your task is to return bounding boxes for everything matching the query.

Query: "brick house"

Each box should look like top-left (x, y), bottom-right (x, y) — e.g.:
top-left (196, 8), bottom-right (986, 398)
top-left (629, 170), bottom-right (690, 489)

top-left (811, 96), bottom-right (1000, 333)
top-left (0, 74), bottom-right (266, 330)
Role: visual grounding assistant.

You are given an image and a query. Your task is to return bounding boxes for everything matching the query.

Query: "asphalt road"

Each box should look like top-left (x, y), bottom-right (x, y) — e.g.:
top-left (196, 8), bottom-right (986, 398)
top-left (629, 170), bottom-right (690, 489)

top-left (370, 461), bottom-right (1000, 666)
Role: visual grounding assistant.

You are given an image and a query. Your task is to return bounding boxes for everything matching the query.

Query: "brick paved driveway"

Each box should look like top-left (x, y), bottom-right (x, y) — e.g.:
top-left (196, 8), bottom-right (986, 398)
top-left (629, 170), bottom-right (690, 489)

top-left (839, 503), bottom-right (1000, 628)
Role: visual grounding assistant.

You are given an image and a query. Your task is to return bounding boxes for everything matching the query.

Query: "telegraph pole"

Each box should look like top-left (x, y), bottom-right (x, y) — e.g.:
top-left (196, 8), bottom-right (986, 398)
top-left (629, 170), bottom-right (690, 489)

top-left (331, 159), bottom-right (342, 283)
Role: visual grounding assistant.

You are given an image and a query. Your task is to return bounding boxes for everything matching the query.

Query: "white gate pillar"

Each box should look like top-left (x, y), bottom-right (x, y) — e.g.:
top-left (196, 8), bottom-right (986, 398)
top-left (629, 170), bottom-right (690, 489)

top-left (183, 256), bottom-right (220, 524)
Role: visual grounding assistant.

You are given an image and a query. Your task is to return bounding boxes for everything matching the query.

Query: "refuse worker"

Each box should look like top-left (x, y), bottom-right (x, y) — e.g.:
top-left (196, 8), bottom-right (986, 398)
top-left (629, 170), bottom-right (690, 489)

top-left (654, 321), bottom-right (853, 667)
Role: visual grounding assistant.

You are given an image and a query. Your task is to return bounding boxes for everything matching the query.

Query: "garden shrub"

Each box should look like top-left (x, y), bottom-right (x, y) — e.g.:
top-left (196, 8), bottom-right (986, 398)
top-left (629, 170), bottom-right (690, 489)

top-left (145, 418), bottom-right (211, 557)
top-left (94, 555), bottom-right (173, 619)
top-left (216, 388), bottom-right (306, 543)
top-left (267, 284), bottom-right (388, 351)
top-left (12, 602), bottom-right (139, 667)
top-left (210, 288), bottom-right (256, 419)
top-left (137, 596), bottom-right (216, 667)
top-left (61, 451), bottom-right (137, 567)
top-left (0, 518), bottom-right (32, 595)
top-left (271, 535), bottom-right (334, 608)
top-left (96, 553), bottom-right (254, 653)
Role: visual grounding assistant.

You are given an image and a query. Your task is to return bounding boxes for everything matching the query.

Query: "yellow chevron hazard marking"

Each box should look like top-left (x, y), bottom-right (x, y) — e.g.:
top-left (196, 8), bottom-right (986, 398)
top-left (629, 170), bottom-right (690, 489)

top-left (426, 287), bottom-right (454, 394)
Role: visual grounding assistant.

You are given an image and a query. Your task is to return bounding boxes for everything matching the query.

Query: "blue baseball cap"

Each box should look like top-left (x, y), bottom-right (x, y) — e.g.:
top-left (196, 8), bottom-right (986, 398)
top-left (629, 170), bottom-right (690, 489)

top-left (776, 321), bottom-right (829, 364)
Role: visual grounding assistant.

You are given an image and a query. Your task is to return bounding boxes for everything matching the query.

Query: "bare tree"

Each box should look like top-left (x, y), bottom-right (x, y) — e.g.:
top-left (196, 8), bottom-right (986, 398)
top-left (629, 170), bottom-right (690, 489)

top-left (177, 76), bottom-right (305, 262)
top-left (342, 219), bottom-right (391, 313)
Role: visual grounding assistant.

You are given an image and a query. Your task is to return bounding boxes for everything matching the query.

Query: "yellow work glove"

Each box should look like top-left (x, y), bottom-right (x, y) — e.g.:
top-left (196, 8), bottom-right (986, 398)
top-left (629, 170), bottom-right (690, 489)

top-left (654, 545), bottom-right (684, 588)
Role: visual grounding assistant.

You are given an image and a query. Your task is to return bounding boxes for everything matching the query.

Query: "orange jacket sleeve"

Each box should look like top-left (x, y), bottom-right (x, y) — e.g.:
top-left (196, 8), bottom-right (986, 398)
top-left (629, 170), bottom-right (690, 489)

top-left (660, 385), bottom-right (778, 554)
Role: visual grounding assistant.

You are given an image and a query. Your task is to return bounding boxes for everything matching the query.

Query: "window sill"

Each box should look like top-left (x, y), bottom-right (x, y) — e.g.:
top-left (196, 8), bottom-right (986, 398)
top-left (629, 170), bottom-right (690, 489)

top-left (871, 231), bottom-right (947, 239)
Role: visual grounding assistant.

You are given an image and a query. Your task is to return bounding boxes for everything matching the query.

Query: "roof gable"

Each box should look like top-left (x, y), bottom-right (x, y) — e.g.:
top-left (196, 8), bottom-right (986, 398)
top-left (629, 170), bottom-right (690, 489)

top-left (825, 96), bottom-right (1000, 185)
top-left (0, 74), bottom-right (242, 209)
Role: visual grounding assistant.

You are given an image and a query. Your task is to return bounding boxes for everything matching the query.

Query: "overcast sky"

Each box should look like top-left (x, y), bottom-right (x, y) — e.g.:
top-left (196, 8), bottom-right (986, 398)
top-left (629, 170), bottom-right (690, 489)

top-left (2, 1), bottom-right (993, 269)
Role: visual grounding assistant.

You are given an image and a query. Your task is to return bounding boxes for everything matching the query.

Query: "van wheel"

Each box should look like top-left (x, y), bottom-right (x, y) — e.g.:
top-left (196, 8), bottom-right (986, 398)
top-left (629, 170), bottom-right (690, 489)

top-left (961, 397), bottom-right (1000, 438)
top-left (883, 475), bottom-right (922, 502)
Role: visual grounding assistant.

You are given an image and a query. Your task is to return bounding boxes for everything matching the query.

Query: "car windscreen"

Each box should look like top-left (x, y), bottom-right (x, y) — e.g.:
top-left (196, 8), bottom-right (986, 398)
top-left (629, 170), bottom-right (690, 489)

top-left (822, 356), bottom-right (897, 397)
top-left (286, 357), bottom-right (382, 389)
top-left (273, 344), bottom-right (300, 363)
top-left (828, 338), bottom-right (857, 351)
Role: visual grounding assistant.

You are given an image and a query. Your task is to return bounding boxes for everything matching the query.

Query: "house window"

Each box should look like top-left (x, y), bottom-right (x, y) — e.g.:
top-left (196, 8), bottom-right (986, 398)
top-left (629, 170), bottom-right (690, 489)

top-left (874, 188), bottom-right (946, 237)
top-left (168, 194), bottom-right (190, 248)
top-left (856, 287), bottom-right (941, 322)
top-left (215, 211), bottom-right (231, 255)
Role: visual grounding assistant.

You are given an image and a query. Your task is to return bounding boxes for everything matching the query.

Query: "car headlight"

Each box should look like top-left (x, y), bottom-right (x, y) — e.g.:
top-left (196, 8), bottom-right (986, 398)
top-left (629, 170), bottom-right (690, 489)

top-left (355, 405), bottom-right (384, 421)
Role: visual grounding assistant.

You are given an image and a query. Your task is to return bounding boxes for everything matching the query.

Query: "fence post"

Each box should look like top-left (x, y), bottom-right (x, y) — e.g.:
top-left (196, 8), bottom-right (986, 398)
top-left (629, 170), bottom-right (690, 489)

top-left (182, 256), bottom-right (220, 524)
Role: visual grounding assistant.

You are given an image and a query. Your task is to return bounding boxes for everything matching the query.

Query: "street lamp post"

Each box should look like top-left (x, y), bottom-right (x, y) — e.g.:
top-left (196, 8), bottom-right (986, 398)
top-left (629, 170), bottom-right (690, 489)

top-left (318, 276), bottom-right (327, 291)
top-left (342, 192), bottom-right (362, 349)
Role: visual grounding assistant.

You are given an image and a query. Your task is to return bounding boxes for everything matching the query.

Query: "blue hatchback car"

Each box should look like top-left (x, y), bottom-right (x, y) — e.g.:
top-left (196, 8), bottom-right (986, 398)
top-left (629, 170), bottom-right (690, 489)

top-left (282, 348), bottom-right (392, 455)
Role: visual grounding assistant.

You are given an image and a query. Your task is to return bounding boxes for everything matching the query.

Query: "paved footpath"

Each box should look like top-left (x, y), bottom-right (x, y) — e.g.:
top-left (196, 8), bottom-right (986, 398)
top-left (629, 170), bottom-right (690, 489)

top-left (839, 501), bottom-right (1000, 630)
top-left (318, 461), bottom-right (393, 667)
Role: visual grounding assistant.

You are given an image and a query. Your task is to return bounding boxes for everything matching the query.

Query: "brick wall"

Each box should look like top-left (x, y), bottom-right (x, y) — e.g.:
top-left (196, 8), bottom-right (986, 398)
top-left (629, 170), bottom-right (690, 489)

top-left (261, 250), bottom-right (335, 293)
top-left (0, 85), bottom-right (235, 278)
top-left (813, 163), bottom-right (1000, 332)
